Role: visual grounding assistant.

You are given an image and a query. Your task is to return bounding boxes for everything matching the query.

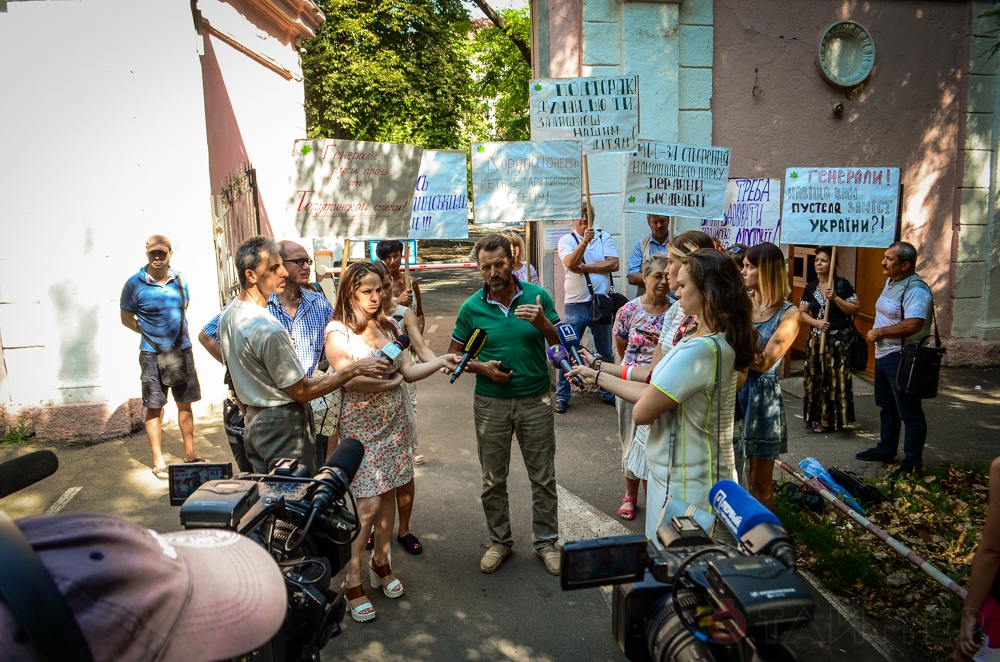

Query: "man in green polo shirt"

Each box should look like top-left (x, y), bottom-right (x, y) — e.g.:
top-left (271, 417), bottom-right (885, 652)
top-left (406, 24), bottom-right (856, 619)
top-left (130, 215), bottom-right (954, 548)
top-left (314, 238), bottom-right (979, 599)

top-left (449, 233), bottom-right (562, 576)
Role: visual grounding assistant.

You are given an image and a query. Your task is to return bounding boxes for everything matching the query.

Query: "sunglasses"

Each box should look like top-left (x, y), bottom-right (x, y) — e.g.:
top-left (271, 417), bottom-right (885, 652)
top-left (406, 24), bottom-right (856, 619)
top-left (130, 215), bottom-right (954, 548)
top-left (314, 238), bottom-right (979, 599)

top-left (284, 258), bottom-right (313, 267)
top-left (673, 315), bottom-right (698, 345)
top-left (727, 246), bottom-right (746, 256)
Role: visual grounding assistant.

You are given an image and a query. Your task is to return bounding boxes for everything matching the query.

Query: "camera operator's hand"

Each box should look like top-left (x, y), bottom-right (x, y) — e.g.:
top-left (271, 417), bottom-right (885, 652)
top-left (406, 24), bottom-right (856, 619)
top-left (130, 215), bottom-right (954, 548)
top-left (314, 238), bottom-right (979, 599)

top-left (351, 356), bottom-right (392, 378)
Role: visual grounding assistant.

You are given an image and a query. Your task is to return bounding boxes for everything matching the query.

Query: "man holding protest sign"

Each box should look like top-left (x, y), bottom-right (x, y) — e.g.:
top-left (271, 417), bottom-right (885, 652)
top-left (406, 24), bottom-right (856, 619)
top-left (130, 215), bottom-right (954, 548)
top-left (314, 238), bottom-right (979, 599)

top-left (856, 242), bottom-right (934, 478)
top-left (626, 214), bottom-right (670, 296)
top-left (556, 205), bottom-right (620, 411)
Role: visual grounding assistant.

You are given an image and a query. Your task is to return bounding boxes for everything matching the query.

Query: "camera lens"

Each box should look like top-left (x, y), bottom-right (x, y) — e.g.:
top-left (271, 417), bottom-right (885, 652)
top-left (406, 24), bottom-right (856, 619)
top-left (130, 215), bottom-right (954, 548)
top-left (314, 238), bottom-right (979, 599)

top-left (645, 589), bottom-right (713, 662)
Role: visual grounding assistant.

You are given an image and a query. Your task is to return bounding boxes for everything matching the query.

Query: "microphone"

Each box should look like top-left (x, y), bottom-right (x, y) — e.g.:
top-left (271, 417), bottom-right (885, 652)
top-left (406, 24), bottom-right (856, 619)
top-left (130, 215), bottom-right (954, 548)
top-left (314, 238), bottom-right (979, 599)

top-left (0, 450), bottom-right (59, 499)
top-left (547, 345), bottom-right (583, 388)
top-left (313, 438), bottom-right (366, 507)
top-left (555, 323), bottom-right (584, 368)
top-left (710, 480), bottom-right (797, 570)
top-left (451, 328), bottom-right (487, 383)
top-left (377, 334), bottom-right (411, 363)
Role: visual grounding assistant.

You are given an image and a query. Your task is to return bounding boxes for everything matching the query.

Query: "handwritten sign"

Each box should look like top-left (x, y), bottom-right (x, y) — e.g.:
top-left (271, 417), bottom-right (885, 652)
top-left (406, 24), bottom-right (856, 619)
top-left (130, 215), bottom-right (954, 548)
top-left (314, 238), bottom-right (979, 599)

top-left (624, 141), bottom-right (730, 219)
top-left (781, 167), bottom-right (900, 247)
top-left (697, 179), bottom-right (781, 248)
top-left (471, 141), bottom-right (583, 224)
top-left (529, 76), bottom-right (639, 154)
top-left (408, 150), bottom-right (469, 239)
top-left (288, 139), bottom-right (423, 239)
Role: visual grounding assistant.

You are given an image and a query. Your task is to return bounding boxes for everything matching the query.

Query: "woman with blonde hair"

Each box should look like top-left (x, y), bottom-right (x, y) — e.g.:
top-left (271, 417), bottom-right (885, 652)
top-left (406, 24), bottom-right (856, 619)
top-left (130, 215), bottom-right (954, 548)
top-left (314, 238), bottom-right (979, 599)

top-left (500, 229), bottom-right (539, 285)
top-left (740, 242), bottom-right (800, 510)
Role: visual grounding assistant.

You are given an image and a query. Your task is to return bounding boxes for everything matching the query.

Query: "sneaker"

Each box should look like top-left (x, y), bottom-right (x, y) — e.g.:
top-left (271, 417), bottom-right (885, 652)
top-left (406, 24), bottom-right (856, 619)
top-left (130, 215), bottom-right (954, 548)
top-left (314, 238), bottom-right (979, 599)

top-left (554, 400), bottom-right (568, 414)
top-left (537, 545), bottom-right (560, 576)
top-left (855, 447), bottom-right (894, 463)
top-left (480, 545), bottom-right (512, 573)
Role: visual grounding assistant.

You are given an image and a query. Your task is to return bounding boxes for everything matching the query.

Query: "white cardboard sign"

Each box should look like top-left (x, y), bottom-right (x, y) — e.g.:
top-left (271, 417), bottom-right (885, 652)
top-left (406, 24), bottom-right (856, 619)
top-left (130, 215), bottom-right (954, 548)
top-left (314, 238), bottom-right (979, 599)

top-left (408, 150), bottom-right (469, 239)
top-left (529, 76), bottom-right (639, 154)
top-left (288, 139), bottom-right (423, 239)
top-left (781, 167), bottom-right (900, 247)
top-left (698, 179), bottom-right (781, 248)
top-left (471, 141), bottom-right (583, 224)
top-left (624, 141), bottom-right (731, 220)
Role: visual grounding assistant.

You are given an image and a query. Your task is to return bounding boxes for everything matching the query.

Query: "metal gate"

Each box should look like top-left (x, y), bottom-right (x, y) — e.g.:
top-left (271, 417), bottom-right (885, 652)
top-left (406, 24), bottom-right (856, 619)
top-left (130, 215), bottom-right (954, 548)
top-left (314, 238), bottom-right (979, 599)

top-left (212, 162), bottom-right (261, 309)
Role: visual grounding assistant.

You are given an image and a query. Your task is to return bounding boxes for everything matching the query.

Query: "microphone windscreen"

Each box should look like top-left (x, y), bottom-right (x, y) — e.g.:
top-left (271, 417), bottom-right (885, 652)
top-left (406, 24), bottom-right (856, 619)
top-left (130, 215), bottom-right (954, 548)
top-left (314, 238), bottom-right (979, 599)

top-left (464, 328), bottom-right (487, 355)
top-left (555, 323), bottom-right (580, 346)
top-left (0, 450), bottom-right (59, 499)
top-left (546, 345), bottom-right (570, 364)
top-left (710, 479), bottom-right (781, 539)
top-left (395, 334), bottom-right (411, 350)
top-left (324, 438), bottom-right (365, 483)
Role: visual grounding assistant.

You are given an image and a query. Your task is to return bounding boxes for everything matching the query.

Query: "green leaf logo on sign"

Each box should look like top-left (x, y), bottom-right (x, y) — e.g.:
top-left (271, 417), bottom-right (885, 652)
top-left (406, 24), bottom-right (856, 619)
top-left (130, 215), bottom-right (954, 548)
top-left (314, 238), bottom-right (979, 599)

top-left (628, 195), bottom-right (636, 203)
top-left (301, 144), bottom-right (312, 156)
top-left (477, 145), bottom-right (485, 153)
top-left (534, 83), bottom-right (543, 91)
top-left (790, 171), bottom-right (798, 179)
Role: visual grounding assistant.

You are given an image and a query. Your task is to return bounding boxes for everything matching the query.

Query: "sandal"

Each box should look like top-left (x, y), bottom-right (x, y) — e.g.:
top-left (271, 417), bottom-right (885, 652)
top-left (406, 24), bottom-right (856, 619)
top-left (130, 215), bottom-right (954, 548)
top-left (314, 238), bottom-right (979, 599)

top-left (186, 457), bottom-right (207, 463)
top-left (366, 532), bottom-right (374, 550)
top-left (369, 560), bottom-right (404, 598)
top-left (344, 583), bottom-right (375, 622)
top-left (397, 533), bottom-right (422, 555)
top-left (413, 453), bottom-right (425, 465)
top-left (812, 424), bottom-right (825, 434)
top-left (152, 467), bottom-right (169, 480)
top-left (618, 496), bottom-right (637, 520)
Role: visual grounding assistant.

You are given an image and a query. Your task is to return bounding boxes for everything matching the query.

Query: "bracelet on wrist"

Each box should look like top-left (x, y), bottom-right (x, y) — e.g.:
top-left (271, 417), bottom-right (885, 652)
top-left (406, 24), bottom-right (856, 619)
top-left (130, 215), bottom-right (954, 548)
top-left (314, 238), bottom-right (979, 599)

top-left (627, 366), bottom-right (635, 381)
top-left (621, 365), bottom-right (629, 381)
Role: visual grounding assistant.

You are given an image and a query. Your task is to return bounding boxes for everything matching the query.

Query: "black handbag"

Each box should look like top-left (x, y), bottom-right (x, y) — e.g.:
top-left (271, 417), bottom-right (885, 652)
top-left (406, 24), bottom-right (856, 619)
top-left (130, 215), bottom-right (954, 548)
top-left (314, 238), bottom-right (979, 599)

top-left (139, 274), bottom-right (190, 387)
top-left (849, 319), bottom-right (869, 371)
top-left (893, 282), bottom-right (945, 399)
top-left (828, 467), bottom-right (888, 507)
top-left (573, 232), bottom-right (626, 325)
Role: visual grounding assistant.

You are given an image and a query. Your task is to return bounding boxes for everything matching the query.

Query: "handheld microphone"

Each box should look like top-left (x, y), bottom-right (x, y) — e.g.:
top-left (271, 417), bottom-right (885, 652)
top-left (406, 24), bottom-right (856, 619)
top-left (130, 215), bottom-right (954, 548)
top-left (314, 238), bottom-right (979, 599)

top-left (547, 345), bottom-right (583, 388)
top-left (377, 334), bottom-right (411, 363)
top-left (555, 323), bottom-right (584, 368)
top-left (710, 480), bottom-right (797, 570)
top-left (0, 450), bottom-right (59, 499)
top-left (451, 328), bottom-right (487, 383)
top-left (313, 437), bottom-right (366, 508)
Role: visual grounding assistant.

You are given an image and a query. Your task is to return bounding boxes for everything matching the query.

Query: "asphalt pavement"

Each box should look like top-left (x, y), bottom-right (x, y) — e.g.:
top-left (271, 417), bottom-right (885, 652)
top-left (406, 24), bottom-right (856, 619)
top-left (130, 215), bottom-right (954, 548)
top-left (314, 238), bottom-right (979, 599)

top-left (2, 267), bottom-right (996, 661)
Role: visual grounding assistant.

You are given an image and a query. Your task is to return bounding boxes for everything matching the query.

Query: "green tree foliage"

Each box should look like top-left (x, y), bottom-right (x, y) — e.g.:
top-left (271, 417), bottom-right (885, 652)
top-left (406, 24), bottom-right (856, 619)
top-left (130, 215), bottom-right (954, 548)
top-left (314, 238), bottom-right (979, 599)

top-left (302, 0), bottom-right (482, 149)
top-left (471, 8), bottom-right (532, 141)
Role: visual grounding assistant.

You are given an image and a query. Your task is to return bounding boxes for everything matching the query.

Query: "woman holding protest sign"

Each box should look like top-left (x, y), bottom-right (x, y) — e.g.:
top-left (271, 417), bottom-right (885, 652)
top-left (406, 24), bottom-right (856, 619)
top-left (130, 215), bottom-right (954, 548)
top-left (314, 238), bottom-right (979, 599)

top-left (799, 246), bottom-right (860, 434)
top-left (740, 242), bottom-right (800, 511)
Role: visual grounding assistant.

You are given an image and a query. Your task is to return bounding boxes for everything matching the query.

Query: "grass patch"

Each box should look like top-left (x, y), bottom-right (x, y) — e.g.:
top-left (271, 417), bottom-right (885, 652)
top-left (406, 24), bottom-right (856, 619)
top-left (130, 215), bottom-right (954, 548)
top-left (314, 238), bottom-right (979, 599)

top-left (1, 416), bottom-right (32, 445)
top-left (774, 462), bottom-right (990, 660)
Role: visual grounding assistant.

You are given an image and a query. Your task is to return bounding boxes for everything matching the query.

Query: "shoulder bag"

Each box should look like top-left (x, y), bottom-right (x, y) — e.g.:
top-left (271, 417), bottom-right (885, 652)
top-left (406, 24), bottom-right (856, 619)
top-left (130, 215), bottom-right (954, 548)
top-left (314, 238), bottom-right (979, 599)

top-left (656, 336), bottom-right (726, 535)
top-left (139, 274), bottom-right (190, 387)
top-left (894, 280), bottom-right (945, 398)
top-left (572, 232), bottom-right (627, 325)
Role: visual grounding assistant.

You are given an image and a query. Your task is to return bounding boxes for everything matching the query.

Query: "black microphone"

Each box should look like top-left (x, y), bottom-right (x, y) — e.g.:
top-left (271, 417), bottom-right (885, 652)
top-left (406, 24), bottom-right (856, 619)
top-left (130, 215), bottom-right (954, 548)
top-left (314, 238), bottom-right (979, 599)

top-left (313, 438), bottom-right (366, 506)
top-left (0, 450), bottom-right (59, 499)
top-left (377, 334), bottom-right (411, 363)
top-left (451, 328), bottom-right (487, 383)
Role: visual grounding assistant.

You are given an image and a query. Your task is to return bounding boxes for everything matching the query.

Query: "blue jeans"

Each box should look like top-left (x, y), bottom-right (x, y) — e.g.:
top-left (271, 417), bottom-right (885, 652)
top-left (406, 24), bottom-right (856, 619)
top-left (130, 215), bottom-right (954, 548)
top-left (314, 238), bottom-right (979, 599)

top-left (557, 302), bottom-right (614, 403)
top-left (873, 352), bottom-right (927, 471)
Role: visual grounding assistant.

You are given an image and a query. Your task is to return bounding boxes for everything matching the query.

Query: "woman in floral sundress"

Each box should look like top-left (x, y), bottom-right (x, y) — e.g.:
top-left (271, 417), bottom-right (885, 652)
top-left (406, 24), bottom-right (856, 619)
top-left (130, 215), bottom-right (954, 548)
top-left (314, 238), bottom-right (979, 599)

top-left (324, 262), bottom-right (458, 623)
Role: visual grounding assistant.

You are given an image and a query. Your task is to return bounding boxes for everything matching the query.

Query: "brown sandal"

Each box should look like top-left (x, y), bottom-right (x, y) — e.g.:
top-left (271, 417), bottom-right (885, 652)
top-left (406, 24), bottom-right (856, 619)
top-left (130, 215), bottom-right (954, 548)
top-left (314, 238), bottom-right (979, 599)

top-left (345, 583), bottom-right (375, 622)
top-left (369, 560), bottom-right (404, 598)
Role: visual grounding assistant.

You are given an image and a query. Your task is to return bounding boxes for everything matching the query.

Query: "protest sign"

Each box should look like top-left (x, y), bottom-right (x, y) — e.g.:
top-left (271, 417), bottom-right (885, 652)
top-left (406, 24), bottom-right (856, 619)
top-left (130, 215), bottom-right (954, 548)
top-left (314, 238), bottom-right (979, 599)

top-left (471, 141), bottom-right (583, 224)
top-left (698, 179), bottom-right (781, 248)
top-left (288, 139), bottom-right (423, 239)
top-left (408, 150), bottom-right (469, 239)
top-left (544, 222), bottom-right (573, 249)
top-left (781, 167), bottom-right (900, 247)
top-left (624, 141), bottom-right (730, 219)
top-left (529, 76), bottom-right (639, 154)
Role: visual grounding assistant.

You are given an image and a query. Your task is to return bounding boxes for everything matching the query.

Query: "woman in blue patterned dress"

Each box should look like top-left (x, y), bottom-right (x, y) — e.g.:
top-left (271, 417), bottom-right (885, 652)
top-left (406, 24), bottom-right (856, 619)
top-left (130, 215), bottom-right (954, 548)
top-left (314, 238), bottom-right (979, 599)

top-left (325, 262), bottom-right (458, 623)
top-left (739, 243), bottom-right (801, 511)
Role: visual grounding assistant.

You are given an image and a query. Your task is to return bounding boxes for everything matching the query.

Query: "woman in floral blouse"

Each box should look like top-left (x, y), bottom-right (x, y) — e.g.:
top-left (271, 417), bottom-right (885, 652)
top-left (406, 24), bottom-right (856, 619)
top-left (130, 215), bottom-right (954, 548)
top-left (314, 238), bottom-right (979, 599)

top-left (611, 253), bottom-right (670, 520)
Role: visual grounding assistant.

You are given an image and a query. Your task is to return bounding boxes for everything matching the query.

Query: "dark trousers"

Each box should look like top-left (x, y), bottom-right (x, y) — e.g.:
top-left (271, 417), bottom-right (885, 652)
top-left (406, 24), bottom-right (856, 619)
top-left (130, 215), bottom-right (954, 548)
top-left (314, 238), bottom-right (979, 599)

top-left (874, 352), bottom-right (927, 470)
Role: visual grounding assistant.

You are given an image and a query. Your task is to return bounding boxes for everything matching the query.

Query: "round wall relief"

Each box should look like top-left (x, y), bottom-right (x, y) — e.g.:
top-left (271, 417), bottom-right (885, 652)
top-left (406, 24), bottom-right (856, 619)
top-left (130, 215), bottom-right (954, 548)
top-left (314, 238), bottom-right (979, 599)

top-left (817, 20), bottom-right (875, 88)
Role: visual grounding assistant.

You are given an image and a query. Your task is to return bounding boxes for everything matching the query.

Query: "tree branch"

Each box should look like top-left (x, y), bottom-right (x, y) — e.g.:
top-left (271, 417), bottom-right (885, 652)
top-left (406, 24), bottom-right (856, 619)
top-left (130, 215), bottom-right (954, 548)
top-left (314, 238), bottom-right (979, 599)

top-left (472, 0), bottom-right (531, 66)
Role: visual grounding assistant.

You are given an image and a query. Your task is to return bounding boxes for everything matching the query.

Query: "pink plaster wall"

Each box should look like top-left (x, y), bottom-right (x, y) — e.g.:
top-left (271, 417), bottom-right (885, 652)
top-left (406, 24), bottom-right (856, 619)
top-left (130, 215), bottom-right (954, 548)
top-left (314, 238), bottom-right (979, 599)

top-left (548, 0), bottom-right (582, 78)
top-left (712, 0), bottom-right (970, 334)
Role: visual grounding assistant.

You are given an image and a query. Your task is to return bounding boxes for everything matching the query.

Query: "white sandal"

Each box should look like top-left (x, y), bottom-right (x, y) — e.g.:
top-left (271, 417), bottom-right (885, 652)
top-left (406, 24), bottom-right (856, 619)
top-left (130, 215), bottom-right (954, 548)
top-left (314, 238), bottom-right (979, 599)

top-left (369, 560), bottom-right (404, 598)
top-left (345, 583), bottom-right (375, 622)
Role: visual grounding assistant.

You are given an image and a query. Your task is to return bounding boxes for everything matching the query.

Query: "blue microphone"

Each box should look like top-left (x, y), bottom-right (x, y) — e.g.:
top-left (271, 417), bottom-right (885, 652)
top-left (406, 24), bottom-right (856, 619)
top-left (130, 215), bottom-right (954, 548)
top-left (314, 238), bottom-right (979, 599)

top-left (710, 480), bottom-right (796, 569)
top-left (555, 323), bottom-right (584, 368)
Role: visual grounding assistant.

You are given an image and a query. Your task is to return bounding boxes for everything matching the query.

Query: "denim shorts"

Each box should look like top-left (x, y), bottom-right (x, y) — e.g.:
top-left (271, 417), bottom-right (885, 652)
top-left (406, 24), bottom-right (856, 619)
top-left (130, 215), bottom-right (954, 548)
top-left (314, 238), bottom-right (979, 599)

top-left (743, 437), bottom-right (787, 461)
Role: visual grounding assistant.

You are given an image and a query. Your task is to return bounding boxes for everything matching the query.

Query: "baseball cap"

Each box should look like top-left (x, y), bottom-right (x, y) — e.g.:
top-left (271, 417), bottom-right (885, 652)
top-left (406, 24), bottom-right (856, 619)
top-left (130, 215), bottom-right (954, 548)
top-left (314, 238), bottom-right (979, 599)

top-left (146, 234), bottom-right (172, 253)
top-left (0, 513), bottom-right (287, 662)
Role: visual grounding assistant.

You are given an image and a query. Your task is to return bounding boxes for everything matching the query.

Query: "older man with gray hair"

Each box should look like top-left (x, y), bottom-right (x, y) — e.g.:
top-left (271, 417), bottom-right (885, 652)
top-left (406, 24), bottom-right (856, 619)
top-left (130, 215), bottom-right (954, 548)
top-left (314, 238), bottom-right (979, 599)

top-left (219, 236), bottom-right (389, 475)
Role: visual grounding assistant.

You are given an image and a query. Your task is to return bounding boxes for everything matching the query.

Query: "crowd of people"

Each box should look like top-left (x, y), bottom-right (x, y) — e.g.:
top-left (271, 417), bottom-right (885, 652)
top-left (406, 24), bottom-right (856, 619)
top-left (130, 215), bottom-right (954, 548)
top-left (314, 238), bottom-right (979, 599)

top-left (118, 218), bottom-right (946, 627)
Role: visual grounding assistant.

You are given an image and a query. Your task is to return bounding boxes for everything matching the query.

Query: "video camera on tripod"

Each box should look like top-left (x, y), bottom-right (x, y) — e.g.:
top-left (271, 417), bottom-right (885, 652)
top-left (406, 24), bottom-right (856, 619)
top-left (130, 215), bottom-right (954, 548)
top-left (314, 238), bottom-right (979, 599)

top-left (169, 438), bottom-right (366, 662)
top-left (560, 480), bottom-right (816, 662)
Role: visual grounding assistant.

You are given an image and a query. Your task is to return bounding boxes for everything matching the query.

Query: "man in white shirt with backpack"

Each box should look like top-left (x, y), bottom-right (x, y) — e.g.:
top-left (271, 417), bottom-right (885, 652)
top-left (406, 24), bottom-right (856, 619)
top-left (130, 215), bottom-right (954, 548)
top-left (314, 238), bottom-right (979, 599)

top-left (555, 205), bottom-right (619, 412)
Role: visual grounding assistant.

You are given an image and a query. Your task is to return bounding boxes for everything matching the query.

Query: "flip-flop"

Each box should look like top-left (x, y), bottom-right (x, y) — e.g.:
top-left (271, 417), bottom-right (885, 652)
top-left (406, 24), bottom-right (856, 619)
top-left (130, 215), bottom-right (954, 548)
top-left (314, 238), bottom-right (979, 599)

top-left (186, 457), bottom-right (207, 463)
top-left (397, 533), bottom-right (422, 555)
top-left (152, 467), bottom-right (169, 480)
top-left (412, 453), bottom-right (425, 465)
